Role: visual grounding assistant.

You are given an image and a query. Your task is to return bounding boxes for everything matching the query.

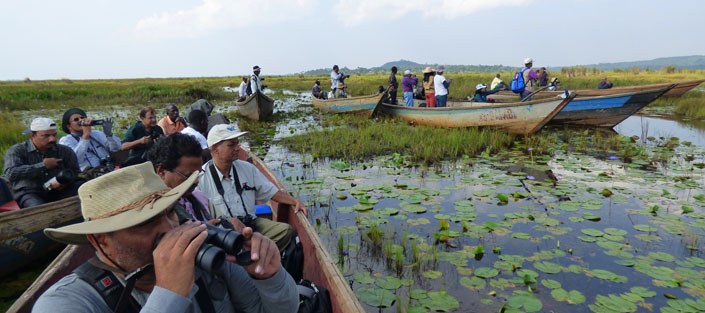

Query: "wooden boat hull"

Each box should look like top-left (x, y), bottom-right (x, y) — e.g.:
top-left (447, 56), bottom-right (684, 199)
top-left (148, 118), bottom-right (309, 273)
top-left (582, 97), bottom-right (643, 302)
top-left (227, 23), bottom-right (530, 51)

top-left (8, 151), bottom-right (364, 313)
top-left (312, 94), bottom-right (384, 117)
top-left (0, 197), bottom-right (81, 279)
top-left (496, 79), bottom-right (704, 99)
top-left (551, 85), bottom-right (673, 127)
top-left (236, 90), bottom-right (274, 121)
top-left (381, 95), bottom-right (575, 135)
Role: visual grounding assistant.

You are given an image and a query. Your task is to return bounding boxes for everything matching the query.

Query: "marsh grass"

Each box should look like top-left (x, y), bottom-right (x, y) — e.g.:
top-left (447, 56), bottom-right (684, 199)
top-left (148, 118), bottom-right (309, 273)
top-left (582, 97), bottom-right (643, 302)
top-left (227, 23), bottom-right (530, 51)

top-left (0, 114), bottom-right (32, 170)
top-left (280, 114), bottom-right (515, 164)
top-left (650, 91), bottom-right (705, 119)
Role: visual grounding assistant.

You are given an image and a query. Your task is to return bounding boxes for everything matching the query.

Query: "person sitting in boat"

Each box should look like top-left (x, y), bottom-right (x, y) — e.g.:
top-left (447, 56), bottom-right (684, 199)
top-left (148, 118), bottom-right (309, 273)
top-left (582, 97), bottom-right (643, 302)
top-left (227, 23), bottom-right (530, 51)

top-left (538, 67), bottom-right (549, 87)
top-left (547, 77), bottom-right (560, 91)
top-left (247, 65), bottom-right (266, 95)
top-left (3, 118), bottom-right (80, 208)
top-left (376, 85), bottom-right (389, 103)
top-left (401, 70), bottom-right (418, 107)
top-left (473, 84), bottom-right (499, 103)
top-left (238, 76), bottom-right (248, 101)
top-left (148, 132), bottom-right (211, 222)
top-left (58, 108), bottom-right (120, 174)
top-left (157, 104), bottom-right (187, 136)
top-left (121, 107), bottom-right (164, 167)
top-left (598, 76), bottom-right (614, 89)
top-left (34, 162), bottom-right (299, 313)
top-left (312, 80), bottom-right (327, 99)
top-left (490, 73), bottom-right (507, 91)
top-left (197, 125), bottom-right (308, 251)
top-left (422, 67), bottom-right (436, 107)
top-left (180, 109), bottom-right (211, 161)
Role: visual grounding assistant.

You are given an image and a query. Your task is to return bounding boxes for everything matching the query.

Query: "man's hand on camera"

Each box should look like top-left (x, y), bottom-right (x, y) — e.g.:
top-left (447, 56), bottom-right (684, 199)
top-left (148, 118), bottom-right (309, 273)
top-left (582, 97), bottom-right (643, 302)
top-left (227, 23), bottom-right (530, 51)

top-left (81, 118), bottom-right (93, 139)
top-left (153, 221), bottom-right (208, 297)
top-left (226, 227), bottom-right (280, 280)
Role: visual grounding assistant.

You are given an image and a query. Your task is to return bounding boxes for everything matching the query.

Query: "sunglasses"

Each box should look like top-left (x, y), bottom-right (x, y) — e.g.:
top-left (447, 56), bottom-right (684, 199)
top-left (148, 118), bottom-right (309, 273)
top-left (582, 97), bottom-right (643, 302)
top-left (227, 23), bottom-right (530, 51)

top-left (72, 116), bottom-right (86, 122)
top-left (172, 168), bottom-right (203, 180)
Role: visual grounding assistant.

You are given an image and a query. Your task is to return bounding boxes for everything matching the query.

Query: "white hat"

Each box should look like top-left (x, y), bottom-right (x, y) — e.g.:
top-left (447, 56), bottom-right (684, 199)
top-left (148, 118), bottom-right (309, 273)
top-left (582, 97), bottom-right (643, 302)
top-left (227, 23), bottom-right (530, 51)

top-left (207, 124), bottom-right (248, 148)
top-left (24, 117), bottom-right (56, 134)
top-left (404, 70), bottom-right (412, 75)
top-left (475, 84), bottom-right (487, 90)
top-left (524, 58), bottom-right (533, 65)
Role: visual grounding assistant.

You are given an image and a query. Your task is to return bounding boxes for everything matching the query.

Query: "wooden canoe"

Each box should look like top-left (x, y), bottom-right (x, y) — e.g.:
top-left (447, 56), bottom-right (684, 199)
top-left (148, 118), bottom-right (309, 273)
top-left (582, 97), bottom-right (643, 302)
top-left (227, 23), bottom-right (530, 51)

top-left (0, 197), bottom-right (81, 279)
top-left (496, 79), bottom-right (705, 99)
top-left (236, 90), bottom-right (274, 121)
top-left (7, 150), bottom-right (364, 313)
top-left (381, 94), bottom-right (576, 135)
top-left (312, 94), bottom-right (385, 117)
top-left (550, 85), bottom-right (674, 127)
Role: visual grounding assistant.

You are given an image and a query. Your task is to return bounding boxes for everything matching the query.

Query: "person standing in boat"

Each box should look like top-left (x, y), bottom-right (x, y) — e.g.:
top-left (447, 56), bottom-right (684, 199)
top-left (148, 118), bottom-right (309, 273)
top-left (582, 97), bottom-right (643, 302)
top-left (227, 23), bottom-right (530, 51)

top-left (157, 104), bottom-right (186, 136)
top-left (248, 65), bottom-right (265, 95)
top-left (521, 58), bottom-right (539, 100)
top-left (34, 162), bottom-right (299, 313)
top-left (538, 67), bottom-right (549, 87)
top-left (401, 70), bottom-right (418, 107)
top-left (473, 84), bottom-right (499, 103)
top-left (433, 65), bottom-right (452, 107)
top-left (198, 125), bottom-right (308, 251)
top-left (388, 66), bottom-right (399, 104)
top-left (238, 76), bottom-right (248, 101)
top-left (59, 108), bottom-right (120, 172)
top-left (121, 107), bottom-right (164, 167)
top-left (3, 118), bottom-right (80, 208)
top-left (422, 67), bottom-right (436, 107)
top-left (598, 76), bottom-right (614, 89)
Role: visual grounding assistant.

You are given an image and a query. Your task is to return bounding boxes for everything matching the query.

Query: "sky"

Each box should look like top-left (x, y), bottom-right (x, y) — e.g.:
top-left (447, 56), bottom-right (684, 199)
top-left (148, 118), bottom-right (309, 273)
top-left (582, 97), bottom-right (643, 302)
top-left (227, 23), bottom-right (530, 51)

top-left (1, 0), bottom-right (704, 80)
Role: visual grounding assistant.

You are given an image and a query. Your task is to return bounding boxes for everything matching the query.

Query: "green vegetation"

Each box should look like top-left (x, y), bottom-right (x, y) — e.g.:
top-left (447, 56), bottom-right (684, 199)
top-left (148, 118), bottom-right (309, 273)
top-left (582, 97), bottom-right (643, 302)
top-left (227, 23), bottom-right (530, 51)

top-left (0, 114), bottom-right (30, 171)
top-left (651, 90), bottom-right (705, 119)
top-left (279, 114), bottom-right (515, 164)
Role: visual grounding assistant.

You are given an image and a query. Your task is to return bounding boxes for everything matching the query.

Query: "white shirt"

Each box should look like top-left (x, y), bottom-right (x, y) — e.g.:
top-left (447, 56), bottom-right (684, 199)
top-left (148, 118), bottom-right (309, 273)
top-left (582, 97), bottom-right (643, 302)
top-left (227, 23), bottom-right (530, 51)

top-left (250, 74), bottom-right (263, 93)
top-left (238, 82), bottom-right (247, 97)
top-left (434, 74), bottom-right (449, 96)
top-left (58, 131), bottom-right (121, 170)
top-left (330, 71), bottom-right (342, 90)
top-left (197, 160), bottom-right (278, 218)
top-left (180, 126), bottom-right (208, 149)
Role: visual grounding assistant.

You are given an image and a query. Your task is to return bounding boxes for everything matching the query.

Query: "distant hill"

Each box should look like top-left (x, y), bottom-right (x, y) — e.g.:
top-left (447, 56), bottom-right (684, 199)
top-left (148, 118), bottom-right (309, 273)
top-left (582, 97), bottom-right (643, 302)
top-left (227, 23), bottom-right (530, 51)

top-left (297, 55), bottom-right (705, 75)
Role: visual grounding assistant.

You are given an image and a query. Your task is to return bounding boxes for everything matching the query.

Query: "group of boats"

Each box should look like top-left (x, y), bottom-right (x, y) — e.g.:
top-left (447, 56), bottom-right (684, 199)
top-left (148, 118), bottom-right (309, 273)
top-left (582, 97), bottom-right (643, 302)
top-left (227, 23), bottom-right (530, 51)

top-left (312, 79), bottom-right (705, 135)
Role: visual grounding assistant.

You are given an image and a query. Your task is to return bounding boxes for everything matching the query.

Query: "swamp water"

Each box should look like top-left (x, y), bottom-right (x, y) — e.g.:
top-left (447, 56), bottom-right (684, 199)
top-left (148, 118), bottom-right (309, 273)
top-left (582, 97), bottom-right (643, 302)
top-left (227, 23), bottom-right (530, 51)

top-left (4, 93), bottom-right (705, 313)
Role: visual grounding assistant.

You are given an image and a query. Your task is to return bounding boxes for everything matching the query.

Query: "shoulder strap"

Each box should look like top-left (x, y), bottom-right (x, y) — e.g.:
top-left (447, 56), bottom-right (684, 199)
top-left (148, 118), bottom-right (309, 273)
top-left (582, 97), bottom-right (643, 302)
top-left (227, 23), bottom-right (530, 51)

top-left (195, 278), bottom-right (216, 313)
top-left (208, 163), bottom-right (236, 217)
top-left (73, 260), bottom-right (140, 313)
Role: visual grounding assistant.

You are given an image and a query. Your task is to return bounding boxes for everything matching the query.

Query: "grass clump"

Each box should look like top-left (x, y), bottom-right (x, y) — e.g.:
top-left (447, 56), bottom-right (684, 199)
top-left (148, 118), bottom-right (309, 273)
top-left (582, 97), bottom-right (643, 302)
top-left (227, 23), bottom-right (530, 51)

top-left (0, 114), bottom-right (31, 170)
top-left (280, 114), bottom-right (515, 164)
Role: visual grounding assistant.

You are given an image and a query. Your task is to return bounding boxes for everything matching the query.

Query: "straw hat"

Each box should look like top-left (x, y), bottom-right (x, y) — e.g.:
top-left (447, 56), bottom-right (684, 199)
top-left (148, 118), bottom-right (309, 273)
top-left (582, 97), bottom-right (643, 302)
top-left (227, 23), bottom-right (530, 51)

top-left (422, 67), bottom-right (434, 73)
top-left (44, 162), bottom-right (198, 245)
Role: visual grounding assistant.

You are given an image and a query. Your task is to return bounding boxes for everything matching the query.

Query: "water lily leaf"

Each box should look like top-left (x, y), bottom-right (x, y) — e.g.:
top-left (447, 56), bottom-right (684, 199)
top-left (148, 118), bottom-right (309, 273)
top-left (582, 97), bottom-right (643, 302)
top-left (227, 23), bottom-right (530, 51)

top-left (409, 288), bottom-right (428, 300)
top-left (354, 287), bottom-right (395, 308)
top-left (375, 276), bottom-right (403, 290)
top-left (635, 234), bottom-right (661, 242)
top-left (460, 276), bottom-right (486, 290)
top-left (578, 236), bottom-right (597, 243)
top-left (497, 193), bottom-right (509, 204)
top-left (473, 189), bottom-right (492, 197)
top-left (629, 286), bottom-right (656, 298)
top-left (633, 224), bottom-right (658, 232)
top-left (593, 294), bottom-right (637, 312)
top-left (583, 212), bottom-right (601, 221)
top-left (407, 306), bottom-right (429, 313)
top-left (604, 228), bottom-right (628, 236)
top-left (507, 291), bottom-right (543, 312)
top-left (353, 272), bottom-right (375, 285)
top-left (337, 225), bottom-right (358, 235)
top-left (686, 257), bottom-right (705, 268)
top-left (422, 270), bottom-right (442, 279)
top-left (648, 252), bottom-right (675, 262)
top-left (335, 194), bottom-right (347, 200)
top-left (475, 267), bottom-right (500, 278)
top-left (511, 232), bottom-right (531, 239)
top-left (581, 228), bottom-right (605, 237)
top-left (541, 279), bottom-right (562, 289)
top-left (419, 291), bottom-right (459, 312)
top-left (370, 207), bottom-right (398, 217)
top-left (534, 261), bottom-right (561, 274)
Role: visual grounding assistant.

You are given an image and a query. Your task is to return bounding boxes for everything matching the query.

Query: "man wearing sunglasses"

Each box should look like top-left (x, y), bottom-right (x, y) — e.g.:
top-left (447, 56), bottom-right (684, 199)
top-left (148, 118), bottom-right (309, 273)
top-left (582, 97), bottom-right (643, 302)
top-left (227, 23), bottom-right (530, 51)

top-left (59, 108), bottom-right (121, 172)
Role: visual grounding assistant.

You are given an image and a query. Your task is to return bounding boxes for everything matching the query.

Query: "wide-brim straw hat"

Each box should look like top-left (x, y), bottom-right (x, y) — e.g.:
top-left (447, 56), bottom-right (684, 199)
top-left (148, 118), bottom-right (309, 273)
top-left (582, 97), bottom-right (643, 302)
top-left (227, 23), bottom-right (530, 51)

top-left (422, 67), bottom-right (434, 73)
top-left (44, 162), bottom-right (198, 245)
top-left (337, 82), bottom-right (347, 89)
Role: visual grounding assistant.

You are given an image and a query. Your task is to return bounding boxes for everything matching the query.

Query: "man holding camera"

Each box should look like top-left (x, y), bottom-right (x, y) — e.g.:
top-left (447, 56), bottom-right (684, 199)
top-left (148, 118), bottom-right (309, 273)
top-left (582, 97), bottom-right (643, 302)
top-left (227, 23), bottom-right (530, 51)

top-left (34, 162), bottom-right (298, 313)
top-left (122, 107), bottom-right (165, 167)
top-left (197, 125), bottom-right (308, 251)
top-left (248, 66), bottom-right (266, 95)
top-left (59, 108), bottom-right (121, 172)
top-left (3, 117), bottom-right (80, 208)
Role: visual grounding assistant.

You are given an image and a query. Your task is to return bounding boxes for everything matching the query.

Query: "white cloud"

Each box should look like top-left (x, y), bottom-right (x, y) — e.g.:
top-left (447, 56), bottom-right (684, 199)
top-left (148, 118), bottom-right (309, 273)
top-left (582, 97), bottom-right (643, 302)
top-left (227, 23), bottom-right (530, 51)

top-left (334, 0), bottom-right (533, 27)
top-left (134, 0), bottom-right (316, 39)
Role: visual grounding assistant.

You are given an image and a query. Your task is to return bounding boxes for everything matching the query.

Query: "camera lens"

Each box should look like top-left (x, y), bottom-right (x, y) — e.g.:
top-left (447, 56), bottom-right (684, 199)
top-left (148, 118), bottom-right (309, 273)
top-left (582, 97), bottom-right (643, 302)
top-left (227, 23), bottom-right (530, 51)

top-left (195, 243), bottom-right (225, 273)
top-left (205, 224), bottom-right (244, 255)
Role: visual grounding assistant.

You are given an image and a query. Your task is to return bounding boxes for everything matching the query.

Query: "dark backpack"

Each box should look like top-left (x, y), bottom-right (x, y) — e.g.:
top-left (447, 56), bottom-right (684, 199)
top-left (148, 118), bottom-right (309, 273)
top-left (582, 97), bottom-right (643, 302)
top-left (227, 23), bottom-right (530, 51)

top-left (281, 235), bottom-right (304, 283)
top-left (246, 78), bottom-right (253, 96)
top-left (297, 280), bottom-right (333, 313)
top-left (510, 68), bottom-right (528, 94)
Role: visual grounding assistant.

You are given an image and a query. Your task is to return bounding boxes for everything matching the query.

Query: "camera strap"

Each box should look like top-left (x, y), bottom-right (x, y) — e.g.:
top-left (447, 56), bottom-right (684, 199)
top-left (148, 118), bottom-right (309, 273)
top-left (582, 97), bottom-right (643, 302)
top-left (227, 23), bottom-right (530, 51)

top-left (209, 163), bottom-right (251, 217)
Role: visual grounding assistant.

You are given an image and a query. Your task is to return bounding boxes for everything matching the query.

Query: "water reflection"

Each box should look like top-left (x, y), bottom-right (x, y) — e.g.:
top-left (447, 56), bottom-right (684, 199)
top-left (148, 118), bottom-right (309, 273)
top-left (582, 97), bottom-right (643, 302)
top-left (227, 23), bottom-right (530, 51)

top-left (616, 115), bottom-right (705, 147)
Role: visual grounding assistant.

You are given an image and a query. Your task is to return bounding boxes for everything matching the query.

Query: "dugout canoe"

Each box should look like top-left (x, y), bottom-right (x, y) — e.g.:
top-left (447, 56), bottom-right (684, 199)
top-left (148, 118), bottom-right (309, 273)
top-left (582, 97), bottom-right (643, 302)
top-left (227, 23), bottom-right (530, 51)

top-left (7, 149), bottom-right (364, 313)
top-left (382, 94), bottom-right (576, 135)
top-left (549, 85), bottom-right (674, 127)
top-left (496, 79), bottom-right (704, 99)
top-left (0, 197), bottom-right (81, 279)
top-left (312, 93), bottom-right (385, 117)
top-left (236, 90), bottom-right (274, 121)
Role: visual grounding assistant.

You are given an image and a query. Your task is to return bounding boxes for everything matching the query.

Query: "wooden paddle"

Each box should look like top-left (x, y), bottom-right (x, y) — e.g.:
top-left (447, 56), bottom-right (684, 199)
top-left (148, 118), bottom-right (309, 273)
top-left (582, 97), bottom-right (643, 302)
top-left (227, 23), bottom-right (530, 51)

top-left (520, 85), bottom-right (551, 102)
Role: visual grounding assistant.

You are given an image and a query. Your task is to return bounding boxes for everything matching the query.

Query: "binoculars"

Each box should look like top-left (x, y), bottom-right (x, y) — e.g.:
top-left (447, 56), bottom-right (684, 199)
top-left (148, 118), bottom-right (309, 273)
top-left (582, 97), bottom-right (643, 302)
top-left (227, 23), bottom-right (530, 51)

top-left (79, 119), bottom-right (104, 127)
top-left (43, 169), bottom-right (76, 191)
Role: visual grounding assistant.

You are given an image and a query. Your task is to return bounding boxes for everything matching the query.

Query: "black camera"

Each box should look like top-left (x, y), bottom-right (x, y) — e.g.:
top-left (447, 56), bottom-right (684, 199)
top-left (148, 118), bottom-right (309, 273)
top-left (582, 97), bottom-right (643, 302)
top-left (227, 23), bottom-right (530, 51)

top-left (79, 119), bottom-right (104, 127)
top-left (43, 169), bottom-right (76, 191)
top-left (238, 214), bottom-right (257, 228)
top-left (100, 156), bottom-right (115, 171)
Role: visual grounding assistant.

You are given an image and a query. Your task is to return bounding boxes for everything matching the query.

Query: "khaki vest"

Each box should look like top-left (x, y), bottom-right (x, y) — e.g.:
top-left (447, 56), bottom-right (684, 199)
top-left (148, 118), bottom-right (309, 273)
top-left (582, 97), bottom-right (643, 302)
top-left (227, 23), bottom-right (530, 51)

top-left (423, 75), bottom-right (435, 94)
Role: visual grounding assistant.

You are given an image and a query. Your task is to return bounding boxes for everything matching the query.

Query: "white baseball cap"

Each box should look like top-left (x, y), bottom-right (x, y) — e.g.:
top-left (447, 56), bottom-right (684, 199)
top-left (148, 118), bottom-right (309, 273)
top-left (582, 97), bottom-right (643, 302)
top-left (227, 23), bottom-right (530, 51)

top-left (475, 84), bottom-right (487, 90)
top-left (524, 58), bottom-right (533, 65)
top-left (207, 124), bottom-right (248, 148)
top-left (24, 117), bottom-right (56, 134)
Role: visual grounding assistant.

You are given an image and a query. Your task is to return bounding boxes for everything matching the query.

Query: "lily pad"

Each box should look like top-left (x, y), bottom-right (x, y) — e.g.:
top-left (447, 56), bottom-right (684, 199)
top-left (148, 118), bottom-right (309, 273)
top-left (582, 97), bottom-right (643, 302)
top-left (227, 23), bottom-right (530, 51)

top-left (507, 291), bottom-right (543, 312)
top-left (475, 267), bottom-right (500, 278)
top-left (355, 287), bottom-right (395, 308)
top-left (581, 228), bottom-right (605, 237)
top-left (541, 279), bottom-right (562, 289)
top-left (375, 276), bottom-right (403, 290)
top-left (419, 291), bottom-right (459, 312)
top-left (422, 270), bottom-right (443, 279)
top-left (534, 261), bottom-right (561, 274)
top-left (460, 276), bottom-right (486, 290)
top-left (353, 272), bottom-right (375, 285)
